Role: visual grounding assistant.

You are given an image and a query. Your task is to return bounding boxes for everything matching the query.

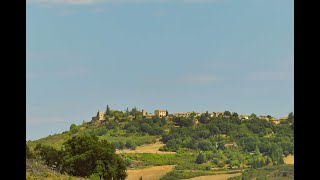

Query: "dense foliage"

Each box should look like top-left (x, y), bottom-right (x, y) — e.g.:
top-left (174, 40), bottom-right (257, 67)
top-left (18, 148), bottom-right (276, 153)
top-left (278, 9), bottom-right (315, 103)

top-left (29, 135), bottom-right (127, 179)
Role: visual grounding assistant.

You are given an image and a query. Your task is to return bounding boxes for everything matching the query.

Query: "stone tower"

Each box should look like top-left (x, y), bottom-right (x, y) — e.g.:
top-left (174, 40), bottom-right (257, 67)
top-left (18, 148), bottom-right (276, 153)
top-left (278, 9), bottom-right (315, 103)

top-left (97, 110), bottom-right (105, 121)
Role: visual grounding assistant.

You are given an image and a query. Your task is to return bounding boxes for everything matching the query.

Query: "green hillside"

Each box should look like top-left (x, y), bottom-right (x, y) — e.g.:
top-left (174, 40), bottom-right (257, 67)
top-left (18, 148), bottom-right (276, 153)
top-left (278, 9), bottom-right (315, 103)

top-left (27, 108), bottom-right (294, 179)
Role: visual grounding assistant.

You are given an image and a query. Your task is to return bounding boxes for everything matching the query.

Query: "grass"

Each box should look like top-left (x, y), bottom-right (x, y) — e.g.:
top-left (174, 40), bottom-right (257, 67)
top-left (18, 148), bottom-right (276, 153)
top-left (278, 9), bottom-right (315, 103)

top-left (228, 164), bottom-right (294, 180)
top-left (27, 131), bottom-right (157, 150)
top-left (27, 132), bottom-right (72, 150)
top-left (26, 159), bottom-right (88, 180)
top-left (100, 134), bottom-right (157, 146)
top-left (125, 153), bottom-right (177, 167)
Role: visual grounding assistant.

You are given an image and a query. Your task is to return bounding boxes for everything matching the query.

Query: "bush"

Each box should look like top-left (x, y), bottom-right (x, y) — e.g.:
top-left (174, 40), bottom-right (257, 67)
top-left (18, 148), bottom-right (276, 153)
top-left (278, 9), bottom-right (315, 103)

top-left (217, 161), bottom-right (225, 168)
top-left (195, 153), bottom-right (205, 164)
top-left (125, 140), bottom-right (137, 150)
top-left (283, 151), bottom-right (289, 157)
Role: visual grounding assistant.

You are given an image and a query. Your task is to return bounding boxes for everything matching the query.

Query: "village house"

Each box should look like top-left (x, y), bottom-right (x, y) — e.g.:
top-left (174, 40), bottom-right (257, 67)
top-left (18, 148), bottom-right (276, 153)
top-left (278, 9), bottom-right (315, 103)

top-left (173, 112), bottom-right (191, 117)
top-left (239, 115), bottom-right (249, 120)
top-left (154, 109), bottom-right (167, 117)
top-left (270, 116), bottom-right (287, 124)
top-left (211, 112), bottom-right (224, 118)
top-left (92, 110), bottom-right (105, 121)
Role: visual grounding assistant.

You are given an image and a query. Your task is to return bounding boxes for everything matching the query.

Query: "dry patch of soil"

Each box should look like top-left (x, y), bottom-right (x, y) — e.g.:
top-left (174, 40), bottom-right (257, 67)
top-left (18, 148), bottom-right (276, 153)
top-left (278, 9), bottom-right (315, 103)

top-left (283, 155), bottom-right (294, 165)
top-left (182, 173), bottom-right (242, 180)
top-left (117, 141), bottom-right (176, 154)
top-left (126, 165), bottom-right (175, 180)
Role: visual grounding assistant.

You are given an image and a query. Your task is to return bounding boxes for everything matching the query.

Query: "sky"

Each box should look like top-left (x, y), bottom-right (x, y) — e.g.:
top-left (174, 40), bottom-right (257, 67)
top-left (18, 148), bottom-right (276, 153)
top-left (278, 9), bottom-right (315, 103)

top-left (26, 0), bottom-right (294, 141)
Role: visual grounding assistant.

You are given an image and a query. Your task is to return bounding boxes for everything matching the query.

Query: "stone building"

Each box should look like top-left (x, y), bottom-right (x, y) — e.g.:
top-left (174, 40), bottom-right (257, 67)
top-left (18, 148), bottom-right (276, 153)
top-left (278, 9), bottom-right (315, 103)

top-left (173, 112), bottom-right (191, 117)
top-left (142, 110), bottom-right (148, 116)
top-left (211, 112), bottom-right (224, 118)
top-left (92, 110), bottom-right (105, 121)
top-left (154, 109), bottom-right (167, 117)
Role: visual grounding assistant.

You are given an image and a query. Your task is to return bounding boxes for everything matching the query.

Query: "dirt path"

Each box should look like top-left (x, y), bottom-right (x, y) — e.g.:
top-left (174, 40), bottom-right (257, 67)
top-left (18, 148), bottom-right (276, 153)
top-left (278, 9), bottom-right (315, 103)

top-left (182, 173), bottom-right (242, 180)
top-left (126, 165), bottom-right (175, 180)
top-left (284, 155), bottom-right (294, 164)
top-left (117, 139), bottom-right (176, 154)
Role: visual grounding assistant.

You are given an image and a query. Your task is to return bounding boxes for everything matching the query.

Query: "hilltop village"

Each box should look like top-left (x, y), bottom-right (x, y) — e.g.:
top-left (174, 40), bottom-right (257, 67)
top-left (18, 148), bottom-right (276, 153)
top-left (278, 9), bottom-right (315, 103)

top-left (27, 106), bottom-right (294, 180)
top-left (92, 107), bottom-right (287, 125)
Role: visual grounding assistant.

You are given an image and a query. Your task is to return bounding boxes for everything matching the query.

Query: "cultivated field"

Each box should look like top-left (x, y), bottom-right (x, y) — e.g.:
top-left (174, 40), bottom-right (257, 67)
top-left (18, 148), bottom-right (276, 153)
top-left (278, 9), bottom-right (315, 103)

top-left (182, 173), bottom-right (242, 180)
top-left (117, 140), bottom-right (176, 154)
top-left (126, 165), bottom-right (175, 180)
top-left (284, 155), bottom-right (294, 165)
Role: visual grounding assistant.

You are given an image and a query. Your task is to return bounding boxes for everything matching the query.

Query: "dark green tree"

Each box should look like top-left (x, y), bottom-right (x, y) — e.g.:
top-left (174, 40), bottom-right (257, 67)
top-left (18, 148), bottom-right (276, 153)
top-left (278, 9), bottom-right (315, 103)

top-left (195, 152), bottom-right (205, 164)
top-left (232, 112), bottom-right (239, 117)
top-left (63, 135), bottom-right (127, 179)
top-left (34, 144), bottom-right (64, 168)
top-left (224, 111), bottom-right (232, 117)
top-left (288, 112), bottom-right (294, 124)
top-left (106, 105), bottom-right (111, 116)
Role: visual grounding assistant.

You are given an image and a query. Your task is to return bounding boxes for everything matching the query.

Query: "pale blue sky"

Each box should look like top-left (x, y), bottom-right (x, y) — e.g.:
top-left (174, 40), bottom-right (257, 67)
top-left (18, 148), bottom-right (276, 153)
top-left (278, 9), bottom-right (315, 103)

top-left (26, 0), bottom-right (294, 140)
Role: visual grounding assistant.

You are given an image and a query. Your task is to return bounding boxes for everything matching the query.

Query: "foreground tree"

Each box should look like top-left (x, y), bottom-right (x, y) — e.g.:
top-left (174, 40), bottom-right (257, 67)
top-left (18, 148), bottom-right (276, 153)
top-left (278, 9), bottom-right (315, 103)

top-left (63, 134), bottom-right (127, 179)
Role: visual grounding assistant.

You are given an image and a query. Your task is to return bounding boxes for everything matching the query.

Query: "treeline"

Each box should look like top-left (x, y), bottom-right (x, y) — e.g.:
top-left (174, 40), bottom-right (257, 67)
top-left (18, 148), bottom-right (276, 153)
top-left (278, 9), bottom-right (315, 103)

top-left (124, 116), bottom-right (166, 135)
top-left (26, 135), bottom-right (127, 180)
top-left (161, 114), bottom-right (293, 167)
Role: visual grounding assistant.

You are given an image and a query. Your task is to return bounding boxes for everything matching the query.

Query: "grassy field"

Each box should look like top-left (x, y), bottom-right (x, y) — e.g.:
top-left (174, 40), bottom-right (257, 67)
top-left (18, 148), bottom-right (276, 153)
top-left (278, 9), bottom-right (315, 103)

top-left (27, 132), bottom-right (158, 150)
top-left (26, 159), bottom-right (88, 180)
top-left (183, 173), bottom-right (242, 180)
top-left (228, 164), bottom-right (294, 180)
top-left (126, 165), bottom-right (175, 180)
top-left (117, 139), bottom-right (176, 154)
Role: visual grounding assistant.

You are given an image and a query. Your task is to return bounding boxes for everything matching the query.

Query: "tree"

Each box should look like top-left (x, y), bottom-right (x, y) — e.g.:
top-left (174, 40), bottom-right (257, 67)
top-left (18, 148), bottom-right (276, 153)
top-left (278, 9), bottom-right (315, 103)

top-left (125, 107), bottom-right (129, 116)
top-left (230, 160), bottom-right (240, 169)
top-left (288, 112), bottom-right (294, 124)
top-left (195, 152), bottom-right (205, 164)
top-left (224, 111), bottom-right (232, 117)
top-left (239, 136), bottom-right (259, 152)
top-left (34, 144), bottom-right (64, 168)
top-left (232, 112), bottom-right (239, 117)
top-left (166, 110), bottom-right (169, 116)
top-left (250, 113), bottom-right (257, 119)
top-left (198, 139), bottom-right (213, 151)
top-left (63, 135), bottom-right (127, 179)
top-left (190, 111), bottom-right (196, 118)
top-left (205, 111), bottom-right (210, 118)
top-left (217, 161), bottom-right (225, 168)
top-left (26, 144), bottom-right (34, 159)
top-left (70, 124), bottom-right (77, 130)
top-left (270, 143), bottom-right (284, 165)
top-left (125, 140), bottom-right (137, 150)
top-left (106, 105), bottom-right (111, 116)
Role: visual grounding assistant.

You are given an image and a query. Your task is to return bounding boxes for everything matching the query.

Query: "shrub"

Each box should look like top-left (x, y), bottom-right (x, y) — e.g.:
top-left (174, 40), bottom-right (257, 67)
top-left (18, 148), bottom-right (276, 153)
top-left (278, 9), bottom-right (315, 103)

top-left (283, 151), bottom-right (289, 157)
top-left (195, 153), bottom-right (206, 164)
top-left (125, 140), bottom-right (137, 149)
top-left (217, 161), bottom-right (225, 168)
